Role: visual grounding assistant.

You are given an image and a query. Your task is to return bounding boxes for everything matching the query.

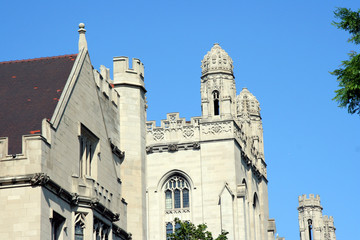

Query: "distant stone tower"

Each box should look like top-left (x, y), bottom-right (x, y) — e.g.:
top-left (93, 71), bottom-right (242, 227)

top-left (298, 194), bottom-right (336, 240)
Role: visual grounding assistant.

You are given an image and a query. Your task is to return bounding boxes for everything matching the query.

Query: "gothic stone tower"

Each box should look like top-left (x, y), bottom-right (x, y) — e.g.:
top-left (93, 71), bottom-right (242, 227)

top-left (298, 194), bottom-right (336, 240)
top-left (146, 44), bottom-right (275, 240)
top-left (113, 57), bottom-right (147, 240)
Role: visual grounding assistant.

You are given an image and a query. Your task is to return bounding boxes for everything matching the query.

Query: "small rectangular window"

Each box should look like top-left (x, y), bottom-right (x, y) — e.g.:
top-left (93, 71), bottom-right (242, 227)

top-left (51, 211), bottom-right (65, 240)
top-left (174, 189), bottom-right (181, 208)
top-left (79, 124), bottom-right (99, 177)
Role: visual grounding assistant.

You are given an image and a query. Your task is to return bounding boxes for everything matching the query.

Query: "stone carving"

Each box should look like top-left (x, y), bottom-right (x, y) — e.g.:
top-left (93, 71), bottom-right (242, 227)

top-left (30, 173), bottom-right (50, 186)
top-left (182, 127), bottom-right (194, 138)
top-left (168, 144), bottom-right (178, 152)
top-left (91, 198), bottom-right (100, 208)
top-left (112, 213), bottom-right (120, 222)
top-left (153, 129), bottom-right (164, 141)
top-left (193, 142), bottom-right (200, 150)
top-left (146, 146), bottom-right (153, 154)
top-left (201, 43), bottom-right (233, 76)
top-left (202, 122), bottom-right (231, 135)
top-left (71, 193), bottom-right (79, 205)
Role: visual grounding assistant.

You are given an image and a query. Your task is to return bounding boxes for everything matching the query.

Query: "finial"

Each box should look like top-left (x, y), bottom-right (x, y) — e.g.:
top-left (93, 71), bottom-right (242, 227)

top-left (78, 23), bottom-right (88, 51)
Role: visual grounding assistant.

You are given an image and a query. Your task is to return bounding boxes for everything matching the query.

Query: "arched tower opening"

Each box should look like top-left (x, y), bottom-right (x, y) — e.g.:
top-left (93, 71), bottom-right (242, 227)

top-left (213, 90), bottom-right (220, 115)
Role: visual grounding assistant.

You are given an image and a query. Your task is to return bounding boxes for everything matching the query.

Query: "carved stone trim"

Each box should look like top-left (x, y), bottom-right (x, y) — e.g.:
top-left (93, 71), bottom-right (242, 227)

top-left (146, 146), bottom-right (153, 154)
top-left (146, 142), bottom-right (200, 154)
top-left (0, 173), bottom-right (121, 223)
top-left (193, 142), bottom-right (200, 150)
top-left (113, 224), bottom-right (132, 240)
top-left (168, 144), bottom-right (178, 152)
top-left (30, 173), bottom-right (50, 186)
top-left (110, 141), bottom-right (125, 159)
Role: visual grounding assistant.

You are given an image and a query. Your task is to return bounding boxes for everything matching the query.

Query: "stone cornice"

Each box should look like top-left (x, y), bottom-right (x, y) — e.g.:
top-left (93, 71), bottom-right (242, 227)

top-left (0, 173), bottom-right (122, 223)
top-left (146, 142), bottom-right (200, 154)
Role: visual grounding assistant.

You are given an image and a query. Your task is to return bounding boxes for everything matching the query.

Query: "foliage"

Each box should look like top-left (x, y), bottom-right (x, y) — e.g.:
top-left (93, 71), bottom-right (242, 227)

top-left (331, 7), bottom-right (360, 115)
top-left (167, 218), bottom-right (228, 240)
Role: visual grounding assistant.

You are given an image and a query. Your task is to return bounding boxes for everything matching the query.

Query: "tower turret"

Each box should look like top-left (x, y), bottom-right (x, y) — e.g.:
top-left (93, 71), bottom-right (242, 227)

top-left (200, 44), bottom-right (236, 118)
top-left (298, 194), bottom-right (336, 240)
top-left (113, 56), bottom-right (147, 239)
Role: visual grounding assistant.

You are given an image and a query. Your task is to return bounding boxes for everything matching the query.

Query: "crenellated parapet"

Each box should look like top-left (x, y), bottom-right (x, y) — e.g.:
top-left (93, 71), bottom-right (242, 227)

top-left (298, 194), bottom-right (336, 240)
top-left (93, 66), bottom-right (120, 107)
top-left (113, 56), bottom-right (145, 89)
top-left (146, 113), bottom-right (201, 148)
top-left (146, 113), bottom-right (267, 179)
top-left (298, 194), bottom-right (323, 211)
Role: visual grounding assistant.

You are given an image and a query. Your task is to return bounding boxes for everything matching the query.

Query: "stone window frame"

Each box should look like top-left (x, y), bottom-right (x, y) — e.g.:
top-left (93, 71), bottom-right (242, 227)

top-left (50, 210), bottom-right (65, 240)
top-left (164, 176), bottom-right (190, 211)
top-left (79, 124), bottom-right (99, 178)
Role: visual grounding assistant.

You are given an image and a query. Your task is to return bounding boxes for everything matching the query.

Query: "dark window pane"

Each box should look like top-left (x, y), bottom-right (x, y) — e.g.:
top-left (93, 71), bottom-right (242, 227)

top-left (174, 189), bottom-right (181, 208)
top-left (165, 190), bottom-right (172, 209)
top-left (183, 189), bottom-right (189, 208)
top-left (166, 223), bottom-right (173, 240)
top-left (175, 222), bottom-right (181, 230)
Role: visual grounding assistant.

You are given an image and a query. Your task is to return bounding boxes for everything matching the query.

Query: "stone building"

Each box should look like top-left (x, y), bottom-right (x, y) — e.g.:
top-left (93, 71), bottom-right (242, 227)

top-left (146, 43), bottom-right (275, 240)
top-left (0, 24), bottom-right (131, 240)
top-left (0, 23), bottom-right (336, 240)
top-left (298, 194), bottom-right (336, 240)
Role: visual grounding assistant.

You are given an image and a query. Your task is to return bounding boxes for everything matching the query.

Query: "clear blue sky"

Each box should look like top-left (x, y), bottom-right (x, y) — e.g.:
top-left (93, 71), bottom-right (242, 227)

top-left (1, 1), bottom-right (359, 239)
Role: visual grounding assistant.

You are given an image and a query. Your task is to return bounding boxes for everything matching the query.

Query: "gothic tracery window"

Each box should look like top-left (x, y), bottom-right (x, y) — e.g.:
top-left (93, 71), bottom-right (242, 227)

top-left (164, 176), bottom-right (190, 210)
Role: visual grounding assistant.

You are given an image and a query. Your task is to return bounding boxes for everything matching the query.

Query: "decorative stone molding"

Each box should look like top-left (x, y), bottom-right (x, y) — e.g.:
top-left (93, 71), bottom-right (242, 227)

top-left (201, 122), bottom-right (231, 135)
top-left (30, 173), bottom-right (50, 186)
top-left (168, 144), bottom-right (178, 152)
top-left (71, 193), bottom-right (79, 205)
top-left (110, 141), bottom-right (125, 159)
top-left (201, 43), bottom-right (233, 76)
top-left (113, 224), bottom-right (132, 240)
top-left (192, 142), bottom-right (200, 150)
top-left (153, 129), bottom-right (164, 141)
top-left (165, 209), bottom-right (190, 214)
top-left (146, 142), bottom-right (200, 154)
top-left (0, 173), bottom-right (121, 223)
top-left (146, 146), bottom-right (153, 154)
top-left (182, 127), bottom-right (194, 138)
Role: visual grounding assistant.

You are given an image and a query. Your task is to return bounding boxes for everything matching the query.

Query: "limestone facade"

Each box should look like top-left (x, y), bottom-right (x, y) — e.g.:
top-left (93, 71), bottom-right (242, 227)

top-left (146, 44), bottom-right (274, 240)
top-left (0, 24), bottom-right (129, 240)
top-left (0, 23), bottom-right (337, 240)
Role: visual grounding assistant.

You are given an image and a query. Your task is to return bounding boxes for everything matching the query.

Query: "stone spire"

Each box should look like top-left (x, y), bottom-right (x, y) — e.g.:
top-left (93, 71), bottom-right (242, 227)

top-left (237, 88), bottom-right (261, 118)
top-left (78, 23), bottom-right (88, 51)
top-left (201, 43), bottom-right (233, 77)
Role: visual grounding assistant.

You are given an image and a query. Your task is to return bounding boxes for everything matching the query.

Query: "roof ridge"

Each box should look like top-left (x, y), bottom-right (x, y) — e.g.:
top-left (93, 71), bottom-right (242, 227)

top-left (0, 54), bottom-right (78, 65)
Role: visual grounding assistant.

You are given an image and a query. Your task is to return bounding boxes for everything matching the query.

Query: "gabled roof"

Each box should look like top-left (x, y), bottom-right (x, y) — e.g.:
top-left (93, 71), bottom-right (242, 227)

top-left (0, 54), bottom-right (77, 154)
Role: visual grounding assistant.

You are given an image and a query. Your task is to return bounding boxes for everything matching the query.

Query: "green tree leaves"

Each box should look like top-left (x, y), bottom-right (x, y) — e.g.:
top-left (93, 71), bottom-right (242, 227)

top-left (331, 7), bottom-right (360, 115)
top-left (167, 218), bottom-right (228, 240)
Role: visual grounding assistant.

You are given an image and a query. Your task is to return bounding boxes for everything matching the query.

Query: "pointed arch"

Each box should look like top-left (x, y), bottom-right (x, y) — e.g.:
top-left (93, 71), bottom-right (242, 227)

top-left (156, 169), bottom-right (194, 192)
top-left (213, 90), bottom-right (220, 115)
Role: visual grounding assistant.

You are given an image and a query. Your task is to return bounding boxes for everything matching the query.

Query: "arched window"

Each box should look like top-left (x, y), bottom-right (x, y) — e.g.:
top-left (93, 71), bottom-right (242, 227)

top-left (166, 222), bottom-right (173, 240)
top-left (213, 90), bottom-right (220, 115)
top-left (164, 176), bottom-right (190, 210)
top-left (308, 219), bottom-right (313, 240)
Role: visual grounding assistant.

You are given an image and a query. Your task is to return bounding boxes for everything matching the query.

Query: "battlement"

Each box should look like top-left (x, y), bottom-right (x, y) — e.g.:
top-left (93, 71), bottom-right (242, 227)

top-left (93, 67), bottom-right (120, 107)
top-left (113, 56), bottom-right (144, 84)
top-left (298, 194), bottom-right (322, 208)
top-left (146, 113), bottom-right (201, 130)
top-left (146, 113), bottom-right (201, 145)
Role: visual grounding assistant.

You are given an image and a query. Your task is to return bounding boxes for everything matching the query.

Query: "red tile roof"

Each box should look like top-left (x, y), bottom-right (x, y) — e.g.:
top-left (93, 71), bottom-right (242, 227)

top-left (0, 54), bottom-right (77, 154)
